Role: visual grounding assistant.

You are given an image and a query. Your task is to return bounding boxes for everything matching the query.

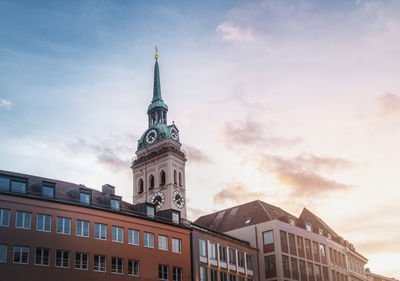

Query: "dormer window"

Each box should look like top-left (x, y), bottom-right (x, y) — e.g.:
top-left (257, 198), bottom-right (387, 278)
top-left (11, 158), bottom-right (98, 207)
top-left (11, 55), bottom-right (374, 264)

top-left (0, 176), bottom-right (10, 191)
top-left (42, 184), bottom-right (55, 198)
top-left (11, 180), bottom-right (27, 194)
top-left (289, 218), bottom-right (296, 226)
top-left (328, 233), bottom-right (332, 239)
top-left (111, 199), bottom-right (120, 211)
top-left (319, 228), bottom-right (324, 235)
top-left (172, 212), bottom-right (180, 224)
top-left (306, 223), bottom-right (312, 232)
top-left (80, 192), bottom-right (90, 205)
top-left (146, 205), bottom-right (155, 218)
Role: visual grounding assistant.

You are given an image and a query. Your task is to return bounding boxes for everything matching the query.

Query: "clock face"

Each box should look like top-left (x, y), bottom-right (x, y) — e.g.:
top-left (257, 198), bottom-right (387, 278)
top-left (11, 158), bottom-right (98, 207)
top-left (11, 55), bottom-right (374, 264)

top-left (170, 127), bottom-right (179, 141)
top-left (172, 190), bottom-right (185, 209)
top-left (151, 192), bottom-right (165, 209)
top-left (145, 129), bottom-right (158, 144)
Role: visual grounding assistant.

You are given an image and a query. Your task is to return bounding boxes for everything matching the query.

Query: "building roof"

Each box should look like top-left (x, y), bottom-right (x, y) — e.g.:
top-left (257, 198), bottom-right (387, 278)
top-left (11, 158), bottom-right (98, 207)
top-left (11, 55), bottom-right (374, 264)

top-left (194, 200), bottom-right (298, 233)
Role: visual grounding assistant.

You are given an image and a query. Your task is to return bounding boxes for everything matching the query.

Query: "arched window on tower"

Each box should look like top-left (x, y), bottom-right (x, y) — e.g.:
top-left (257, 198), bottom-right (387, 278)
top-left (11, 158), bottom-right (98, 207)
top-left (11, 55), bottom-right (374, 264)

top-left (179, 172), bottom-right (182, 187)
top-left (174, 170), bottom-right (177, 185)
top-left (158, 111), bottom-right (162, 123)
top-left (149, 175), bottom-right (154, 190)
top-left (160, 170), bottom-right (166, 186)
top-left (163, 111), bottom-right (166, 124)
top-left (151, 113), bottom-right (155, 125)
top-left (138, 179), bottom-right (144, 193)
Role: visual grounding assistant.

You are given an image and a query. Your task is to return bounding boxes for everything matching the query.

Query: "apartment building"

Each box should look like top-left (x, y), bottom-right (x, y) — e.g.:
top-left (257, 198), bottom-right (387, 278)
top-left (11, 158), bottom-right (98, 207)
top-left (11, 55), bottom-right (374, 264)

top-left (366, 269), bottom-right (399, 281)
top-left (0, 170), bottom-right (191, 281)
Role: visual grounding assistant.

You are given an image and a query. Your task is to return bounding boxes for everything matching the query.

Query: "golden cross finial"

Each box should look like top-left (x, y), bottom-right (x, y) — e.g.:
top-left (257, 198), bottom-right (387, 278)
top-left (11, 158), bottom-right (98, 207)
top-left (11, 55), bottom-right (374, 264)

top-left (154, 45), bottom-right (159, 60)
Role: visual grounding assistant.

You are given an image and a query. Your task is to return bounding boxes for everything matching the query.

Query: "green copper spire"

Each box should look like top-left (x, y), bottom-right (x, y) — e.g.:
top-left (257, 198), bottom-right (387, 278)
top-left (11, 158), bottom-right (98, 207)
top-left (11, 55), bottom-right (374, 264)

top-left (152, 60), bottom-right (163, 103)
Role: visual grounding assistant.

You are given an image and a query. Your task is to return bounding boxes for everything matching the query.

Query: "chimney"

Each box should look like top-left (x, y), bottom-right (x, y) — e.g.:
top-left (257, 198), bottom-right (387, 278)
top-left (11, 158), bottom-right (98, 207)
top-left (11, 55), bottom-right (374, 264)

top-left (102, 184), bottom-right (115, 195)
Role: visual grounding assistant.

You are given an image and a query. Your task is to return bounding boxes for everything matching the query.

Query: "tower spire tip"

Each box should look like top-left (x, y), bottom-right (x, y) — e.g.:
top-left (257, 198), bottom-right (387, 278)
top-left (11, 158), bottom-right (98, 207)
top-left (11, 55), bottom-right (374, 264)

top-left (154, 45), bottom-right (159, 60)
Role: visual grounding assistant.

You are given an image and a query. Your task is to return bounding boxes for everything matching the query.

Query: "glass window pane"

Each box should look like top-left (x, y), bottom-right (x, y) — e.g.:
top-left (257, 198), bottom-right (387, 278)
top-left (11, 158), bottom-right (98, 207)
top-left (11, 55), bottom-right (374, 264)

top-left (0, 177), bottom-right (10, 191)
top-left (11, 181), bottom-right (26, 193)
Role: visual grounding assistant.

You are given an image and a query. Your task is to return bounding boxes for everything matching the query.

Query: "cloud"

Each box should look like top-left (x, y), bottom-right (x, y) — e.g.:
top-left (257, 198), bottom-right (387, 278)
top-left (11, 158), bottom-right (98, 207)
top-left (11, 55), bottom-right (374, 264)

top-left (213, 184), bottom-right (264, 207)
top-left (216, 22), bottom-right (254, 42)
top-left (182, 144), bottom-right (212, 164)
top-left (0, 98), bottom-right (13, 109)
top-left (96, 148), bottom-right (130, 172)
top-left (378, 92), bottom-right (400, 119)
top-left (220, 119), bottom-right (302, 149)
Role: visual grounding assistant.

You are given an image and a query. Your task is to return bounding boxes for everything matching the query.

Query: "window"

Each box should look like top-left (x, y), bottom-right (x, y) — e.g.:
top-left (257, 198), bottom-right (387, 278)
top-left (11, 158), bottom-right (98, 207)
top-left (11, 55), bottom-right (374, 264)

top-left (305, 239), bottom-right (312, 254)
top-left (0, 176), bottom-right (10, 191)
top-left (76, 220), bottom-right (89, 237)
top-left (36, 214), bottom-right (51, 232)
top-left (320, 244), bottom-right (326, 258)
top-left (263, 230), bottom-right (274, 244)
top-left (0, 245), bottom-right (7, 263)
top-left (138, 179), bottom-right (144, 193)
top-left (211, 269), bottom-right (218, 281)
top-left (159, 264), bottom-right (168, 280)
top-left (229, 274), bottom-right (236, 281)
top-left (95, 223), bottom-right (107, 240)
top-left (291, 257), bottom-right (298, 276)
top-left (144, 232), bottom-right (154, 248)
top-left (199, 239), bottom-right (207, 257)
top-left (55, 250), bottom-right (69, 268)
top-left (297, 236), bottom-right (304, 251)
top-left (229, 248), bottom-right (236, 265)
top-left (35, 248), bottom-right (50, 266)
top-left (282, 255), bottom-right (290, 277)
top-left (160, 170), bottom-right (166, 186)
top-left (200, 266), bottom-right (208, 281)
top-left (219, 245), bottom-right (227, 262)
top-left (313, 241), bottom-right (319, 256)
top-left (172, 212), bottom-right (180, 224)
top-left (289, 218), bottom-right (296, 225)
top-left (80, 192), bottom-right (90, 204)
top-left (323, 267), bottom-right (329, 280)
top-left (149, 175), bottom-right (155, 189)
top-left (209, 242), bottom-right (217, 259)
top-left (220, 272), bottom-right (227, 281)
top-left (56, 217), bottom-right (71, 234)
top-left (0, 209), bottom-right (10, 227)
top-left (147, 205), bottom-right (155, 218)
top-left (112, 257), bottom-right (123, 274)
top-left (172, 238), bottom-right (181, 253)
top-left (173, 267), bottom-right (182, 281)
top-left (288, 233), bottom-right (296, 249)
top-left (42, 185), bottom-right (54, 198)
top-left (306, 223), bottom-right (312, 232)
top-left (246, 254), bottom-right (253, 270)
top-left (75, 252), bottom-right (88, 270)
top-left (128, 229), bottom-right (139, 245)
top-left (129, 259), bottom-right (140, 276)
top-left (238, 252), bottom-right (245, 267)
top-left (111, 199), bottom-right (120, 210)
top-left (16, 211), bottom-right (31, 229)
top-left (112, 226), bottom-right (123, 243)
top-left (179, 172), bottom-right (182, 186)
top-left (299, 260), bottom-right (306, 277)
top-left (319, 228), bottom-right (324, 235)
top-left (307, 262), bottom-right (314, 277)
top-left (94, 255), bottom-right (106, 272)
top-left (174, 170), bottom-right (177, 184)
top-left (238, 277), bottom-right (245, 281)
top-left (11, 180), bottom-right (26, 193)
top-left (264, 255), bottom-right (277, 278)
top-left (280, 231), bottom-right (288, 246)
top-left (13, 246), bottom-right (29, 264)
top-left (159, 235), bottom-right (168, 251)
top-left (315, 264), bottom-right (321, 279)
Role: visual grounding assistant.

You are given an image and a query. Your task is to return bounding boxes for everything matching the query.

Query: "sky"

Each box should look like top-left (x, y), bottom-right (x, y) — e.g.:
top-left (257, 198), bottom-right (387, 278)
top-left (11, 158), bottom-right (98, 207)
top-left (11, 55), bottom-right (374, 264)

top-left (1, 0), bottom-right (400, 277)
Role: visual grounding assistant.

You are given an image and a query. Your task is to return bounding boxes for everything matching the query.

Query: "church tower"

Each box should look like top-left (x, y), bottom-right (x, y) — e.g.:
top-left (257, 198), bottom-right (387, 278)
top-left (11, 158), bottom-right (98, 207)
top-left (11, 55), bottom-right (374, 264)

top-left (132, 49), bottom-right (187, 220)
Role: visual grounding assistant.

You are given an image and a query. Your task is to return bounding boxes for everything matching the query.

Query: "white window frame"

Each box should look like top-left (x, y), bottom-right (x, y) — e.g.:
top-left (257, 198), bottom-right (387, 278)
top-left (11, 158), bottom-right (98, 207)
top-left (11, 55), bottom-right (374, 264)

top-left (199, 239), bottom-right (207, 257)
top-left (172, 238), bottom-right (182, 254)
top-left (144, 232), bottom-right (154, 248)
top-left (112, 257), bottom-right (123, 274)
top-left (76, 220), bottom-right (89, 237)
top-left (34, 247), bottom-right (50, 266)
top-left (306, 223), bottom-right (312, 232)
top-left (15, 211), bottom-right (31, 230)
top-left (159, 264), bottom-right (169, 280)
top-left (111, 199), bottom-right (120, 210)
top-left (0, 244), bottom-right (8, 263)
top-left (0, 209), bottom-right (10, 227)
top-left (56, 217), bottom-right (71, 235)
top-left (128, 259), bottom-right (140, 277)
top-left (75, 252), bottom-right (88, 270)
top-left (158, 235), bottom-right (168, 251)
top-left (36, 214), bottom-right (51, 232)
top-left (79, 192), bottom-right (90, 204)
top-left (128, 229), bottom-right (139, 246)
top-left (13, 246), bottom-right (29, 264)
top-left (112, 226), bottom-right (124, 243)
top-left (209, 242), bottom-right (217, 259)
top-left (55, 250), bottom-right (70, 268)
top-left (173, 266), bottom-right (183, 281)
top-left (93, 255), bottom-right (106, 272)
top-left (94, 223), bottom-right (107, 240)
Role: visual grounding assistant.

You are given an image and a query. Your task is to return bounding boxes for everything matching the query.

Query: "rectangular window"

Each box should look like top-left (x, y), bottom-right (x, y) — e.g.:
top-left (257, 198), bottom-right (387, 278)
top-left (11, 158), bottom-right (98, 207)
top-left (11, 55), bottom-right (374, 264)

top-left (305, 239), bottom-right (312, 253)
top-left (36, 214), bottom-right (51, 232)
top-left (112, 257), bottom-right (123, 274)
top-left (173, 267), bottom-right (182, 281)
top-left (94, 223), bottom-right (107, 240)
top-left (220, 272), bottom-right (227, 281)
top-left (159, 264), bottom-right (169, 280)
top-left (13, 246), bottom-right (29, 264)
top-left (219, 245), bottom-right (227, 262)
top-left (16, 211), bottom-right (31, 229)
top-left (0, 244), bottom-right (7, 263)
top-left (200, 266), bottom-right (208, 281)
top-left (80, 192), bottom-right (90, 204)
top-left (320, 244), bottom-right (326, 257)
top-left (306, 223), bottom-right (312, 232)
top-left (55, 250), bottom-right (69, 268)
top-left (147, 205), bottom-right (155, 218)
top-left (11, 180), bottom-right (26, 193)
top-left (144, 232), bottom-right (154, 248)
top-left (128, 229), bottom-right (139, 245)
top-left (297, 236), bottom-right (304, 251)
top-left (246, 254), bottom-right (253, 270)
top-left (282, 255), bottom-right (290, 278)
top-left (315, 264), bottom-right (321, 279)
top-left (199, 239), bottom-right (207, 257)
top-left (128, 259), bottom-right (140, 276)
top-left (172, 212), bottom-right (180, 224)
top-left (291, 257), bottom-right (299, 276)
top-left (313, 241), bottom-right (319, 256)
top-left (229, 248), bottom-right (236, 265)
top-left (280, 230), bottom-right (288, 246)
top-left (299, 260), bottom-right (306, 277)
top-left (56, 217), bottom-right (71, 234)
top-left (263, 230), bottom-right (274, 244)
top-left (238, 251), bottom-right (245, 267)
top-left (159, 235), bottom-right (168, 251)
top-left (264, 255), bottom-right (277, 278)
top-left (111, 199), bottom-right (120, 210)
top-left (209, 242), bottom-right (217, 259)
top-left (288, 233), bottom-right (296, 249)
top-left (75, 252), bottom-right (88, 270)
top-left (172, 238), bottom-right (182, 253)
top-left (34, 248), bottom-right (50, 266)
top-left (0, 209), bottom-right (10, 227)
top-left (94, 255), bottom-right (106, 272)
top-left (307, 262), bottom-right (314, 277)
top-left (322, 266), bottom-right (329, 280)
top-left (112, 226), bottom-right (123, 243)
top-left (76, 220), bottom-right (89, 237)
top-left (0, 176), bottom-right (10, 191)
top-left (42, 185), bottom-right (54, 198)
top-left (229, 274), bottom-right (236, 281)
top-left (211, 269), bottom-right (218, 281)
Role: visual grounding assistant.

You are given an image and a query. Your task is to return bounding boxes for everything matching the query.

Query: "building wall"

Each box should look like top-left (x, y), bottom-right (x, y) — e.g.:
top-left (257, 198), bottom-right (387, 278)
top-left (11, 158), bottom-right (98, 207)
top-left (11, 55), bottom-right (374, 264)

top-left (0, 193), bottom-right (191, 281)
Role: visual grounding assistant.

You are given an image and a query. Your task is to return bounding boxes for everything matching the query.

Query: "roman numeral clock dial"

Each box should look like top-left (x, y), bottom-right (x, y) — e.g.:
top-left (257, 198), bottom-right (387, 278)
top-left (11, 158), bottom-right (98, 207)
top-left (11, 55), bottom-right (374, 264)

top-left (151, 192), bottom-right (165, 209)
top-left (145, 129), bottom-right (157, 144)
top-left (172, 190), bottom-right (185, 209)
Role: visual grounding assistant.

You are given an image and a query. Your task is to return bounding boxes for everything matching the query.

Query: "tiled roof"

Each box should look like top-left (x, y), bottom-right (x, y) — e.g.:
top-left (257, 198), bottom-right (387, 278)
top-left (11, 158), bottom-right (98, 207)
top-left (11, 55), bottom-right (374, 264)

top-left (194, 200), bottom-right (298, 232)
top-left (299, 207), bottom-right (340, 238)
